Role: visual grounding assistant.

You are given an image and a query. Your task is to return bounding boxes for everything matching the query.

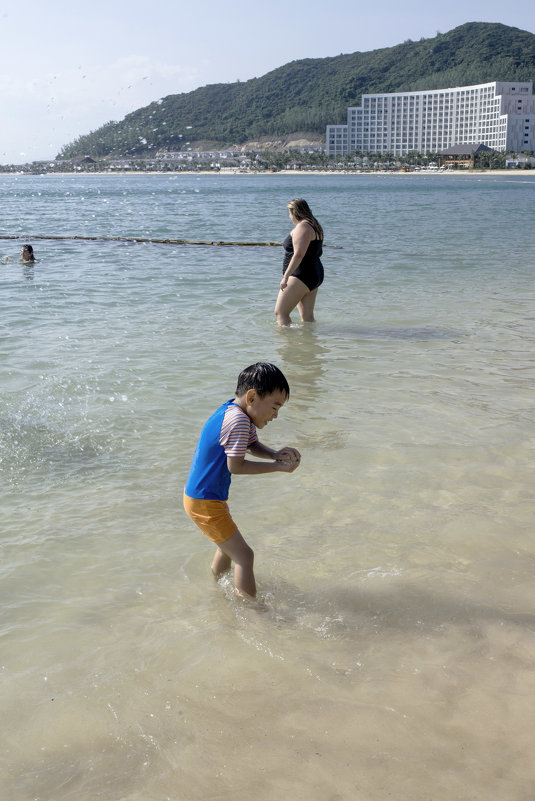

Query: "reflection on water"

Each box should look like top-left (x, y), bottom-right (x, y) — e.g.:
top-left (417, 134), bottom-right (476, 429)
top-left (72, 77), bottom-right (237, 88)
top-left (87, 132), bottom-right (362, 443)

top-left (276, 324), bottom-right (329, 407)
top-left (322, 323), bottom-right (465, 341)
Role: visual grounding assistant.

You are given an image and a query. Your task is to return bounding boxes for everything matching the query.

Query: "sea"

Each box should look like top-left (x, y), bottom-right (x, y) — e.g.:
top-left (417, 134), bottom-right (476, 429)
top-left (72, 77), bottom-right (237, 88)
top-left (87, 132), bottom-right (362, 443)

top-left (1, 171), bottom-right (534, 801)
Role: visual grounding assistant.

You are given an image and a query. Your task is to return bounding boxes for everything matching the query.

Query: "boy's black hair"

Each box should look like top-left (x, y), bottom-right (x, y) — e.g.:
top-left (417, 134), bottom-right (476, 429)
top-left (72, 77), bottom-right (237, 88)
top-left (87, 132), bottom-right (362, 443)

top-left (236, 362), bottom-right (290, 399)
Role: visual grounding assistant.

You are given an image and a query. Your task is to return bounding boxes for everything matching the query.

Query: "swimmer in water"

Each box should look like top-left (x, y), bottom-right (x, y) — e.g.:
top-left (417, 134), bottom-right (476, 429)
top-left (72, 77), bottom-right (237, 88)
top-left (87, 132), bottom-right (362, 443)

top-left (1, 244), bottom-right (37, 264)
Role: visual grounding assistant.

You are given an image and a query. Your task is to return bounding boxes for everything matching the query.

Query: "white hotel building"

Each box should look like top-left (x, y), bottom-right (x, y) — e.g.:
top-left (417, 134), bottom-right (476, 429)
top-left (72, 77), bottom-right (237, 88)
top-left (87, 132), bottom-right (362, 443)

top-left (326, 81), bottom-right (535, 157)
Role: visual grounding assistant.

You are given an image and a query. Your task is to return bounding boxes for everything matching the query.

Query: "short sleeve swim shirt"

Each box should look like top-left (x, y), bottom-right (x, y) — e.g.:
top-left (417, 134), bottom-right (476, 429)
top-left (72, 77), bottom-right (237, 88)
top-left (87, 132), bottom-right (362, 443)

top-left (184, 400), bottom-right (258, 501)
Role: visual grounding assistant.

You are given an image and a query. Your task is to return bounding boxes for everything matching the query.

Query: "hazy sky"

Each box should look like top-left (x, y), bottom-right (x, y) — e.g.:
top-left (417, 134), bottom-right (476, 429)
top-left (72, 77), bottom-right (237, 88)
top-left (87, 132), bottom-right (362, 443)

top-left (1, 0), bottom-right (535, 164)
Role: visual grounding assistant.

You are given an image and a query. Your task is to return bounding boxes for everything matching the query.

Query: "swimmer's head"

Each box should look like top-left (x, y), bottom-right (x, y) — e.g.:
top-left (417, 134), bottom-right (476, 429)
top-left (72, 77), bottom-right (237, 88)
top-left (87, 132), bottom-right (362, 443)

top-left (20, 244), bottom-right (35, 262)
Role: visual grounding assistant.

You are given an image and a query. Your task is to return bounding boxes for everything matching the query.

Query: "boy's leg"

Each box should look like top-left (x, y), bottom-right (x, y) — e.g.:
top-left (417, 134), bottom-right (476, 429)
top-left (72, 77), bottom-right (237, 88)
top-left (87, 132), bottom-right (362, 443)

top-left (211, 547), bottom-right (231, 578)
top-left (216, 529), bottom-right (256, 598)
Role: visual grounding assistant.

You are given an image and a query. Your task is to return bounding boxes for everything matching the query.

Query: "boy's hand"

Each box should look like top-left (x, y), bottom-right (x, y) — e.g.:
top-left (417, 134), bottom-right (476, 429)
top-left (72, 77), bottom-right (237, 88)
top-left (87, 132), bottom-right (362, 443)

top-left (275, 446), bottom-right (301, 466)
top-left (276, 457), bottom-right (300, 473)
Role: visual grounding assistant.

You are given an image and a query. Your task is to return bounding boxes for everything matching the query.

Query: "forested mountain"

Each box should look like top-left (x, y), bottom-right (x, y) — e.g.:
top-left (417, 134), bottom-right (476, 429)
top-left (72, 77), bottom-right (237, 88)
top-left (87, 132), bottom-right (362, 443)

top-left (58, 22), bottom-right (535, 158)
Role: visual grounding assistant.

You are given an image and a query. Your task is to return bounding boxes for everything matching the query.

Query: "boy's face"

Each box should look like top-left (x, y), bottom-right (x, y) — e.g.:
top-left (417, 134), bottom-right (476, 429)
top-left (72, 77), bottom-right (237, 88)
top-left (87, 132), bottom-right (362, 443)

top-left (244, 388), bottom-right (287, 429)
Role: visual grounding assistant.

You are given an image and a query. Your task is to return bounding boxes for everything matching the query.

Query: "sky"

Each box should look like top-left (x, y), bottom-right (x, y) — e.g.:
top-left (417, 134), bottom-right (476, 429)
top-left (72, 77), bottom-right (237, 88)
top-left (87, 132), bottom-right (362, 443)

top-left (1, 0), bottom-right (535, 164)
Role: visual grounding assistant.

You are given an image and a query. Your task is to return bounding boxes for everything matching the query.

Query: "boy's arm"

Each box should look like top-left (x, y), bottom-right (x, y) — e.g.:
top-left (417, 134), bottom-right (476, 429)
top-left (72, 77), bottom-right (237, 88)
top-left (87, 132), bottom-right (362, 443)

top-left (247, 441), bottom-right (278, 460)
top-left (227, 446), bottom-right (300, 475)
top-left (248, 441), bottom-right (301, 462)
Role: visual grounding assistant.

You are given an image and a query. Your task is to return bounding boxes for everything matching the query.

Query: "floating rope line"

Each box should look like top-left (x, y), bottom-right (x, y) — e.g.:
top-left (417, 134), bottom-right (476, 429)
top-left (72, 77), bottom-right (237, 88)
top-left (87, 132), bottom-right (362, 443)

top-left (0, 234), bottom-right (281, 247)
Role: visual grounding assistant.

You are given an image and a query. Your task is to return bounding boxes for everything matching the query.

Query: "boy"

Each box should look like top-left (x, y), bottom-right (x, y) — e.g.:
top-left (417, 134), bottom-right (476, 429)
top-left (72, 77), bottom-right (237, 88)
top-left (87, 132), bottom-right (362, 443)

top-left (183, 362), bottom-right (301, 599)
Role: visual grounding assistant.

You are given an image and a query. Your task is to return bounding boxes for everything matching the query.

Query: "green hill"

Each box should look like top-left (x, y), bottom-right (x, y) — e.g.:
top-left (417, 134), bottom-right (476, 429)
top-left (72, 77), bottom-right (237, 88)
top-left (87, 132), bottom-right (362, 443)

top-left (58, 22), bottom-right (535, 159)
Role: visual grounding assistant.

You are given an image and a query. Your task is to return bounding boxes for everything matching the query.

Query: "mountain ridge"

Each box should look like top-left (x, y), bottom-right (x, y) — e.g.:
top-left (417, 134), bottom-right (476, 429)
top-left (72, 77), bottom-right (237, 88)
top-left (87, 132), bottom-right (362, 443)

top-left (58, 22), bottom-right (535, 159)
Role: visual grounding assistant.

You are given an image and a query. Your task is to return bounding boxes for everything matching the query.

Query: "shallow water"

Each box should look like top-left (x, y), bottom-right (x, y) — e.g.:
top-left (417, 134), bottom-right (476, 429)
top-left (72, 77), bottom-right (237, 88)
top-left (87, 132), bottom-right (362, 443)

top-left (1, 172), bottom-right (535, 800)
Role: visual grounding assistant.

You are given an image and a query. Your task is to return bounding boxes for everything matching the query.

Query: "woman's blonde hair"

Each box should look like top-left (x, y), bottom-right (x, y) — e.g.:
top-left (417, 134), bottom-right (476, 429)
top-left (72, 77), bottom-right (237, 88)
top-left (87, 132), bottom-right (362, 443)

top-left (287, 198), bottom-right (324, 240)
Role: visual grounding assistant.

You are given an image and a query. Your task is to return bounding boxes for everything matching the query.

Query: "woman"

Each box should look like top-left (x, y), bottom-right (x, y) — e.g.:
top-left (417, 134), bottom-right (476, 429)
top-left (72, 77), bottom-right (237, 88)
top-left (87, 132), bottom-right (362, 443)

top-left (274, 198), bottom-right (324, 326)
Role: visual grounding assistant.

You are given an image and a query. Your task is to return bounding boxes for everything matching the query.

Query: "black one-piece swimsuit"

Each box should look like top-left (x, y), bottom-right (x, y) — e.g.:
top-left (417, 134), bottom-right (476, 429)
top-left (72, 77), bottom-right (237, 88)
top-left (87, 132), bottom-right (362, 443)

top-left (282, 229), bottom-right (324, 291)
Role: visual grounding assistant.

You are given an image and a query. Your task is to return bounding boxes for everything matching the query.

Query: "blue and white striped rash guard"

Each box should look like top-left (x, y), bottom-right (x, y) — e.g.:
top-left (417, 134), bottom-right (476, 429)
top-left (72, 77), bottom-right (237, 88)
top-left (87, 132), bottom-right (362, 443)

top-left (184, 400), bottom-right (258, 501)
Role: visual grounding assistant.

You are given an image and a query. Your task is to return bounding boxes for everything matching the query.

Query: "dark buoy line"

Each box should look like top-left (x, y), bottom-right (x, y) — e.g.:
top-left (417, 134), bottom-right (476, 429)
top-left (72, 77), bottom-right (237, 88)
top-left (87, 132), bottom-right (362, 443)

top-left (0, 234), bottom-right (281, 247)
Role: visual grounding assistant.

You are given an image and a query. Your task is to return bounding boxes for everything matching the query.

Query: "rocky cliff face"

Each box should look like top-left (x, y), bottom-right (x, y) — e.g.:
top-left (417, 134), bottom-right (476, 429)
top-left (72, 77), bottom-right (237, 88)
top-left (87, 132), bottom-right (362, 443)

top-left (237, 133), bottom-right (325, 151)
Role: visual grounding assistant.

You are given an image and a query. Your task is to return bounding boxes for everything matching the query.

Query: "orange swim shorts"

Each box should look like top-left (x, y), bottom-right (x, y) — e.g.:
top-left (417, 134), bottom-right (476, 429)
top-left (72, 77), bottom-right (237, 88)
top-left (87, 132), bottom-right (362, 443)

top-left (183, 492), bottom-right (238, 545)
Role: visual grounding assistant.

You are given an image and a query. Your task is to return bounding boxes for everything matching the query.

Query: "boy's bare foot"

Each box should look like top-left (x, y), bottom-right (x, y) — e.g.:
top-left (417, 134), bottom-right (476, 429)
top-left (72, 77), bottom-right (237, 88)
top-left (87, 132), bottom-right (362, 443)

top-left (235, 587), bottom-right (257, 601)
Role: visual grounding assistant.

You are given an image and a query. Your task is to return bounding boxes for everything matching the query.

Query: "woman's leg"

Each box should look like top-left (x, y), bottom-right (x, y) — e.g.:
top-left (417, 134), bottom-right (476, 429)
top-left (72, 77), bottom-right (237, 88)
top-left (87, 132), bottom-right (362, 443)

top-left (297, 288), bottom-right (319, 322)
top-left (274, 277), bottom-right (309, 326)
top-left (214, 529), bottom-right (256, 598)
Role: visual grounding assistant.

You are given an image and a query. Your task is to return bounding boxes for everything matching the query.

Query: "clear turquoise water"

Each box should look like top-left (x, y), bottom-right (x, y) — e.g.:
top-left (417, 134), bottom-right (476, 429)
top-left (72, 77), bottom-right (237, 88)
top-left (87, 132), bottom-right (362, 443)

top-left (1, 172), bottom-right (535, 800)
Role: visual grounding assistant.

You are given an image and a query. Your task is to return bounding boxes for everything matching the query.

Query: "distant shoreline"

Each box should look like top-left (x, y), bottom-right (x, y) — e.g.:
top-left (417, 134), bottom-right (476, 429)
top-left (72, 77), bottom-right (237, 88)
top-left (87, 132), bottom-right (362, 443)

top-left (5, 169), bottom-right (533, 178)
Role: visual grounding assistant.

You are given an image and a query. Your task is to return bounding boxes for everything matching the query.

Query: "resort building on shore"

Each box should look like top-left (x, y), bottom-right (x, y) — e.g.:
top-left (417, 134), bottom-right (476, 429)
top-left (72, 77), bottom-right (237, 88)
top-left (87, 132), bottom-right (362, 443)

top-left (326, 81), bottom-right (535, 157)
